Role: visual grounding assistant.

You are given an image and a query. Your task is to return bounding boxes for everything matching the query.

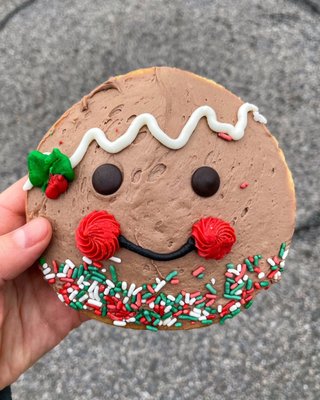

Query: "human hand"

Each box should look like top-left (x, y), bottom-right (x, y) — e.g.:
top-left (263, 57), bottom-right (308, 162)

top-left (0, 178), bottom-right (86, 389)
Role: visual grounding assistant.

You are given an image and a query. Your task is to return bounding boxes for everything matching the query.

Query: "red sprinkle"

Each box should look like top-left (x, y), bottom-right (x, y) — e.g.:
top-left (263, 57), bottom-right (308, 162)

top-left (190, 291), bottom-right (201, 298)
top-left (218, 132), bottom-right (233, 141)
top-left (192, 266), bottom-right (206, 277)
top-left (52, 260), bottom-right (58, 274)
top-left (93, 261), bottom-right (103, 268)
top-left (240, 182), bottom-right (249, 189)
top-left (48, 278), bottom-right (55, 284)
top-left (170, 278), bottom-right (179, 285)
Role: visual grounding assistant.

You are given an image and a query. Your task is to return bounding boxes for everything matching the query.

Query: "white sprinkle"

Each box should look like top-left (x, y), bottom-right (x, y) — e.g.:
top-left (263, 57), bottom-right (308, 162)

top-left (282, 249), bottom-right (289, 260)
top-left (167, 295), bottom-right (175, 302)
top-left (238, 279), bottom-right (244, 284)
top-left (203, 310), bottom-right (209, 317)
top-left (185, 293), bottom-right (190, 304)
top-left (78, 294), bottom-right (89, 303)
top-left (190, 311), bottom-right (201, 318)
top-left (230, 304), bottom-right (238, 312)
top-left (142, 299), bottom-right (146, 303)
top-left (267, 258), bottom-right (275, 266)
top-left (87, 299), bottom-right (102, 307)
top-left (63, 264), bottom-right (70, 274)
top-left (115, 293), bottom-right (121, 299)
top-left (280, 261), bottom-right (285, 268)
top-left (133, 287), bottom-right (143, 296)
top-left (191, 308), bottom-right (201, 315)
top-left (57, 272), bottom-right (66, 278)
top-left (149, 302), bottom-right (155, 309)
top-left (211, 278), bottom-right (216, 285)
top-left (164, 305), bottom-right (172, 313)
top-left (217, 305), bottom-right (222, 313)
top-left (163, 318), bottom-right (172, 326)
top-left (235, 290), bottom-right (243, 295)
top-left (77, 275), bottom-right (84, 285)
top-left (106, 279), bottom-right (115, 288)
top-left (243, 275), bottom-right (248, 281)
top-left (65, 259), bottom-right (75, 268)
top-left (42, 263), bottom-right (48, 269)
top-left (82, 256), bottom-right (92, 264)
top-left (236, 302), bottom-right (241, 308)
top-left (83, 281), bottom-right (90, 286)
top-left (237, 264), bottom-right (242, 272)
top-left (94, 286), bottom-right (100, 301)
top-left (113, 320), bottom-right (126, 326)
top-left (274, 271), bottom-right (282, 280)
top-left (198, 316), bottom-right (207, 321)
top-left (109, 256), bottom-right (122, 263)
top-left (69, 290), bottom-right (78, 301)
top-left (167, 318), bottom-right (177, 327)
top-left (79, 284), bottom-right (84, 290)
top-left (123, 296), bottom-right (129, 304)
top-left (104, 287), bottom-right (110, 295)
top-left (127, 283), bottom-right (136, 297)
top-left (160, 300), bottom-right (166, 306)
top-left (126, 317), bottom-right (136, 323)
top-left (88, 281), bottom-right (98, 293)
top-left (101, 268), bottom-right (106, 273)
top-left (154, 280), bottom-right (166, 293)
top-left (228, 269), bottom-right (240, 276)
top-left (179, 300), bottom-right (185, 306)
top-left (156, 277), bottom-right (161, 284)
top-left (67, 287), bottom-right (73, 293)
top-left (42, 267), bottom-right (51, 275)
top-left (58, 294), bottom-right (65, 302)
top-left (44, 273), bottom-right (55, 280)
top-left (258, 272), bottom-right (265, 279)
top-left (122, 282), bottom-right (127, 291)
top-left (158, 320), bottom-right (163, 326)
top-left (189, 298), bottom-right (196, 305)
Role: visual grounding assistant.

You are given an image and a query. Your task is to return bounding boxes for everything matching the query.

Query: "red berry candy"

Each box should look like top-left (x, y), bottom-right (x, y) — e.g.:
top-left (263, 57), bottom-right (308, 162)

top-left (45, 174), bottom-right (69, 199)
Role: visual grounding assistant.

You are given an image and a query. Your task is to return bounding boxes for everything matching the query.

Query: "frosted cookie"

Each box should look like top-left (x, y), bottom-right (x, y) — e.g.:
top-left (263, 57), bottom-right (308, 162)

top-left (24, 67), bottom-right (295, 330)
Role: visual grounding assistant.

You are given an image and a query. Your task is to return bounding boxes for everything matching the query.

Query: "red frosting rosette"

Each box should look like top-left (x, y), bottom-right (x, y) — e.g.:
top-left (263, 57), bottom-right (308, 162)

top-left (75, 210), bottom-right (121, 261)
top-left (192, 217), bottom-right (236, 260)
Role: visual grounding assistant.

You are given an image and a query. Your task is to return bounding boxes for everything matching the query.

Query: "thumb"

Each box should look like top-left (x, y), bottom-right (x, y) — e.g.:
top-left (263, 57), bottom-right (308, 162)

top-left (0, 217), bottom-right (52, 282)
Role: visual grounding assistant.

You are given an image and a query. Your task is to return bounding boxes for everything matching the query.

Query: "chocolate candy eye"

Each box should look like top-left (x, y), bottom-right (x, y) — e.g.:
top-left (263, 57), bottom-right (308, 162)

top-left (191, 166), bottom-right (220, 197)
top-left (92, 164), bottom-right (123, 195)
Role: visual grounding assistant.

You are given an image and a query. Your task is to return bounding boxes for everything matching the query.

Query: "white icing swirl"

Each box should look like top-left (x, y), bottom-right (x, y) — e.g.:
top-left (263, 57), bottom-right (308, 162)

top-left (23, 103), bottom-right (266, 191)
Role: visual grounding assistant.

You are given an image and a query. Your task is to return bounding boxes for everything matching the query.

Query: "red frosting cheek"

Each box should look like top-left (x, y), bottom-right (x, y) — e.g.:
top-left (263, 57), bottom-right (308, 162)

top-left (191, 217), bottom-right (236, 260)
top-left (75, 210), bottom-right (121, 261)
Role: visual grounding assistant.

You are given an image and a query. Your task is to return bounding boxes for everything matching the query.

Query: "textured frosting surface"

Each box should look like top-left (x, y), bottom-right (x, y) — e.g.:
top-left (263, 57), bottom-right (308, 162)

top-left (26, 67), bottom-right (296, 329)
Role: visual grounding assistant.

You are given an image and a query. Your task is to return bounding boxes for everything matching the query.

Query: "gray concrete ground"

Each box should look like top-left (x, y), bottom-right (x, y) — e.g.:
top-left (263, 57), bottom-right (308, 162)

top-left (0, 0), bottom-right (319, 399)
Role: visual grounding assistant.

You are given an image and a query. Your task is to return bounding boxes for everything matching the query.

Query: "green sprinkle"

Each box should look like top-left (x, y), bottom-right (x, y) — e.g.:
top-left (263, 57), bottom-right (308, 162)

top-left (153, 318), bottom-right (161, 326)
top-left (230, 282), bottom-right (245, 295)
top-left (231, 308), bottom-right (241, 317)
top-left (75, 301), bottom-right (83, 309)
top-left (155, 296), bottom-right (161, 305)
top-left (165, 271), bottom-right (178, 282)
top-left (271, 265), bottom-right (278, 270)
top-left (150, 311), bottom-right (161, 319)
top-left (225, 281), bottom-right (231, 294)
top-left (196, 295), bottom-right (203, 300)
top-left (144, 311), bottom-right (152, 322)
top-left (59, 264), bottom-right (64, 273)
top-left (142, 284), bottom-right (147, 290)
top-left (109, 289), bottom-right (115, 296)
top-left (69, 302), bottom-right (77, 310)
top-left (279, 242), bottom-right (286, 258)
top-left (175, 322), bottom-right (182, 327)
top-left (245, 259), bottom-right (254, 272)
top-left (226, 263), bottom-right (234, 269)
top-left (125, 304), bottom-right (132, 312)
top-left (219, 314), bottom-right (233, 325)
top-left (162, 311), bottom-right (173, 320)
top-left (91, 275), bottom-right (105, 283)
top-left (39, 257), bottom-right (46, 266)
top-left (116, 281), bottom-right (122, 288)
top-left (224, 294), bottom-right (242, 300)
top-left (253, 255), bottom-right (260, 266)
top-left (195, 302), bottom-right (206, 309)
top-left (92, 271), bottom-right (106, 280)
top-left (88, 266), bottom-right (99, 272)
top-left (178, 315), bottom-right (198, 321)
top-left (201, 319), bottom-right (213, 325)
top-left (78, 265), bottom-right (84, 278)
top-left (76, 290), bottom-right (87, 298)
top-left (102, 305), bottom-right (107, 316)
top-left (205, 307), bottom-right (217, 314)
top-left (146, 325), bottom-right (158, 332)
top-left (109, 265), bottom-right (117, 282)
top-left (123, 290), bottom-right (128, 296)
top-left (260, 281), bottom-right (269, 287)
top-left (114, 287), bottom-right (122, 293)
top-left (205, 283), bottom-right (217, 295)
top-left (226, 277), bottom-right (235, 284)
top-left (246, 279), bottom-right (253, 290)
top-left (245, 300), bottom-right (254, 309)
top-left (197, 273), bottom-right (205, 279)
top-left (131, 295), bottom-right (136, 303)
top-left (175, 294), bottom-right (183, 304)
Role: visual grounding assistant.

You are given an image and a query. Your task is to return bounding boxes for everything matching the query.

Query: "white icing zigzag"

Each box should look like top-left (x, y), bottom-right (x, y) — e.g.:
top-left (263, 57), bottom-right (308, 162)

top-left (23, 103), bottom-right (267, 191)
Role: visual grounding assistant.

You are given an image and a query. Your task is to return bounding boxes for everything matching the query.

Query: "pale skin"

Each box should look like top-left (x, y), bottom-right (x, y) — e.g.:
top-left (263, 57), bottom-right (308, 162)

top-left (0, 178), bottom-right (87, 389)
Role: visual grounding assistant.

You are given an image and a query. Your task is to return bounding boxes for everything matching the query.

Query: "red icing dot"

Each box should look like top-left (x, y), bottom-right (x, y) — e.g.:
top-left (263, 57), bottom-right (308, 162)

top-left (45, 174), bottom-right (69, 199)
top-left (192, 217), bottom-right (236, 260)
top-left (240, 182), bottom-right (249, 189)
top-left (75, 210), bottom-right (121, 261)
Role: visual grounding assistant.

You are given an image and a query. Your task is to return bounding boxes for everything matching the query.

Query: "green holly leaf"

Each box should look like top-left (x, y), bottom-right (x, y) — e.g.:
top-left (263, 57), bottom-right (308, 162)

top-left (27, 151), bottom-right (51, 188)
top-left (48, 149), bottom-right (75, 182)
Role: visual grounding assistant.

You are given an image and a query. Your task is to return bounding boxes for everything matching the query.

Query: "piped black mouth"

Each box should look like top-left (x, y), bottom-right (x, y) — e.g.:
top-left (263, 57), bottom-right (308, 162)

top-left (118, 235), bottom-right (196, 261)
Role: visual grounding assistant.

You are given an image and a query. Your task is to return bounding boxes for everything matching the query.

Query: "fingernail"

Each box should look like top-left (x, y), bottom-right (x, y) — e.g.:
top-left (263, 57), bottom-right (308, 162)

top-left (13, 218), bottom-right (50, 248)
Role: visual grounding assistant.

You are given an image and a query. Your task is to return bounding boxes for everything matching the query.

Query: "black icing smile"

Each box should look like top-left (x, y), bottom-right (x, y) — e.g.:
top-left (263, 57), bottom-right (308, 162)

top-left (118, 235), bottom-right (196, 261)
